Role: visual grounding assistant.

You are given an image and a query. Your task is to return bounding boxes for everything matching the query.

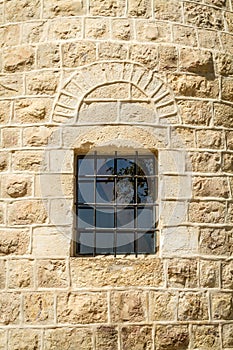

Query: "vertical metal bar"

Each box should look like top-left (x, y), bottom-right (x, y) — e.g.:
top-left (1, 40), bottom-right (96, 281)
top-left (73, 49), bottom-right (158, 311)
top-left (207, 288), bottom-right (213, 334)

top-left (94, 152), bottom-right (97, 257)
top-left (135, 151), bottom-right (138, 257)
top-left (114, 151), bottom-right (117, 257)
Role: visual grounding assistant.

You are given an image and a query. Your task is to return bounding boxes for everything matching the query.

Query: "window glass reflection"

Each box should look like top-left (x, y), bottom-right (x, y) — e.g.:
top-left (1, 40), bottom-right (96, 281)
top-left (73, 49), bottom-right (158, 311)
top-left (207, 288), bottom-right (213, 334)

top-left (96, 179), bottom-right (114, 203)
top-left (96, 207), bottom-right (114, 228)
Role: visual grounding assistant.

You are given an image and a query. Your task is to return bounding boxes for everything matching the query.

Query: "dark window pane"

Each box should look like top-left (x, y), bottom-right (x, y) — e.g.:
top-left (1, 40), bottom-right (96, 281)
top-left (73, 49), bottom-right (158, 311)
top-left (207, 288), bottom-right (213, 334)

top-left (78, 232), bottom-right (94, 255)
top-left (137, 157), bottom-right (155, 176)
top-left (137, 232), bottom-right (155, 254)
top-left (78, 157), bottom-right (94, 176)
top-left (137, 207), bottom-right (155, 229)
top-left (137, 178), bottom-right (148, 203)
top-left (78, 180), bottom-right (95, 203)
top-left (117, 158), bottom-right (135, 176)
top-left (96, 179), bottom-right (114, 203)
top-left (117, 207), bottom-right (134, 228)
top-left (96, 207), bottom-right (114, 228)
top-left (96, 232), bottom-right (114, 254)
top-left (97, 157), bottom-right (114, 176)
top-left (77, 207), bottom-right (94, 228)
top-left (116, 233), bottom-right (134, 254)
top-left (116, 178), bottom-right (134, 204)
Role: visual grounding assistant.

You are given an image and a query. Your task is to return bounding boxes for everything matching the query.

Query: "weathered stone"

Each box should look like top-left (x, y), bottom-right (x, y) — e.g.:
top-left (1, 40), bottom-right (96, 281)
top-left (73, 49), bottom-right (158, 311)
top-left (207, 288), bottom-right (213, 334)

top-left (12, 151), bottom-right (45, 172)
top-left (167, 259), bottom-right (198, 288)
top-left (8, 329), bottom-right (41, 350)
top-left (22, 21), bottom-right (47, 44)
top-left (184, 3), bottom-right (224, 29)
top-left (0, 203), bottom-right (4, 225)
top-left (48, 18), bottom-right (82, 41)
top-left (96, 326), bottom-right (118, 350)
top-left (121, 326), bottom-right (152, 350)
top-left (2, 175), bottom-right (32, 198)
top-left (0, 331), bottom-right (6, 350)
top-left (120, 102), bottom-right (155, 123)
top-left (85, 18), bottom-right (109, 40)
top-left (14, 98), bottom-right (53, 124)
top-left (37, 43), bottom-right (60, 68)
top-left (87, 83), bottom-right (130, 99)
top-left (90, 0), bottom-right (125, 16)
top-left (26, 71), bottom-right (60, 95)
top-left (35, 174), bottom-right (73, 198)
top-left (99, 42), bottom-right (128, 60)
top-left (154, 0), bottom-right (182, 22)
top-left (188, 152), bottom-right (221, 172)
top-left (0, 74), bottom-right (24, 97)
top-left (5, 0), bottom-right (40, 22)
top-left (173, 24), bottom-right (197, 46)
top-left (1, 128), bottom-right (21, 148)
top-left (214, 103), bottom-right (233, 128)
top-left (44, 328), bottom-right (92, 350)
top-left (0, 101), bottom-right (11, 124)
top-left (200, 260), bottom-right (220, 288)
top-left (70, 257), bottom-right (164, 288)
top-left (221, 261), bottom-right (233, 289)
top-left (23, 126), bottom-right (59, 147)
top-left (112, 19), bottom-right (133, 40)
top-left (227, 202), bottom-right (233, 224)
top-left (198, 29), bottom-right (221, 50)
top-left (178, 292), bottom-right (208, 321)
top-left (222, 324), bottom-right (233, 348)
top-left (24, 293), bottom-right (54, 324)
top-left (226, 131), bottom-right (233, 150)
top-left (200, 227), bottom-right (233, 256)
top-left (3, 46), bottom-right (35, 72)
top-left (149, 291), bottom-right (177, 321)
top-left (211, 292), bottom-right (233, 319)
top-left (8, 200), bottom-right (47, 225)
top-left (170, 127), bottom-right (195, 148)
top-left (57, 292), bottom-right (108, 324)
top-left (205, 0), bottom-right (228, 7)
top-left (79, 102), bottom-right (118, 123)
top-left (222, 152), bottom-right (233, 173)
top-left (129, 44), bottom-right (159, 69)
top-left (62, 42), bottom-right (96, 67)
top-left (43, 0), bottom-right (86, 18)
top-left (178, 100), bottom-right (212, 126)
top-left (155, 325), bottom-right (189, 350)
top-left (0, 25), bottom-right (20, 48)
top-left (0, 293), bottom-right (20, 325)
top-left (128, 0), bottom-right (151, 17)
top-left (193, 177), bottom-right (230, 198)
top-left (8, 259), bottom-right (33, 289)
top-left (222, 77), bottom-right (233, 101)
top-left (221, 32), bottom-right (233, 54)
top-left (111, 291), bottom-right (146, 322)
top-left (179, 48), bottom-right (214, 75)
top-left (36, 259), bottom-right (68, 288)
top-left (192, 325), bottom-right (220, 349)
top-left (225, 10), bottom-right (233, 32)
top-left (136, 20), bottom-right (171, 43)
top-left (196, 129), bottom-right (224, 149)
top-left (0, 229), bottom-right (30, 255)
top-left (189, 201), bottom-right (225, 223)
top-left (216, 53), bottom-right (233, 75)
top-left (0, 152), bottom-right (9, 172)
top-left (159, 45), bottom-right (178, 71)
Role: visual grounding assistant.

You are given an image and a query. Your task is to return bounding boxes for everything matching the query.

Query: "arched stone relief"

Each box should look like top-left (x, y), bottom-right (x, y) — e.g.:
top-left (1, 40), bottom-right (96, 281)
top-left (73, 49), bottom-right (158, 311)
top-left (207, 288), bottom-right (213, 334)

top-left (52, 61), bottom-right (178, 125)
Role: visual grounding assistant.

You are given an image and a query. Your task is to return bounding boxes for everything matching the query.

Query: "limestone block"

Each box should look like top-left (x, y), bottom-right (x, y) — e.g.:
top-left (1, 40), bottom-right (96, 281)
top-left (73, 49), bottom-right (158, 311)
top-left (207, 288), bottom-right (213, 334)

top-left (70, 257), bottom-right (164, 288)
top-left (214, 102), bottom-right (233, 127)
top-left (0, 331), bottom-right (6, 350)
top-left (12, 151), bottom-right (46, 172)
top-left (191, 325), bottom-right (220, 349)
top-left (221, 261), bottom-right (233, 289)
top-left (120, 102), bottom-right (155, 123)
top-left (155, 325), bottom-right (189, 350)
top-left (188, 151), bottom-right (221, 172)
top-left (179, 48), bottom-right (214, 75)
top-left (0, 293), bottom-right (20, 325)
top-left (149, 291), bottom-right (177, 321)
top-left (225, 11), bottom-right (233, 32)
top-left (129, 44), bottom-right (159, 69)
top-left (159, 150), bottom-right (186, 173)
top-left (227, 203), bottom-right (233, 224)
top-left (167, 259), bottom-right (198, 288)
top-left (98, 42), bottom-right (128, 60)
top-left (49, 199), bottom-right (73, 226)
top-left (112, 19), bottom-right (133, 41)
top-left (14, 98), bottom-right (53, 123)
top-left (24, 292), bottom-right (54, 324)
top-left (200, 227), bottom-right (233, 256)
top-left (121, 326), bottom-right (152, 350)
top-left (43, 0), bottom-right (86, 18)
top-left (87, 83), bottom-right (130, 100)
top-left (196, 129), bottom-right (224, 150)
top-left (79, 102), bottom-right (118, 123)
top-left (22, 21), bottom-right (48, 44)
top-left (8, 259), bottom-right (33, 289)
top-left (0, 203), bottom-right (4, 225)
top-left (193, 177), bottom-right (230, 198)
top-left (5, 0), bottom-right (40, 22)
top-left (62, 42), bottom-right (96, 67)
top-left (0, 74), bottom-right (23, 97)
top-left (37, 44), bottom-right (60, 69)
top-left (35, 174), bottom-right (73, 198)
top-left (0, 101), bottom-right (11, 124)
top-left (48, 18), bottom-right (82, 41)
top-left (170, 127), bottom-right (195, 148)
top-left (221, 32), bottom-right (233, 54)
top-left (159, 45), bottom-right (178, 71)
top-left (49, 149), bottom-right (73, 173)
top-left (200, 260), bottom-right (220, 288)
top-left (96, 326), bottom-right (118, 350)
top-left (211, 292), bottom-right (233, 320)
top-left (1, 174), bottom-right (32, 198)
top-left (160, 175), bottom-right (192, 200)
top-left (184, 3), bottom-right (224, 29)
top-left (178, 100), bottom-right (212, 126)
top-left (0, 229), bottom-right (30, 255)
top-left (90, 0), bottom-right (125, 16)
top-left (0, 25), bottom-right (20, 48)
top-left (173, 24), bottom-right (197, 46)
top-left (128, 0), bottom-right (151, 17)
top-left (36, 259), bottom-right (68, 288)
top-left (26, 71), bottom-right (60, 95)
top-left (3, 46), bottom-right (35, 73)
top-left (0, 260), bottom-right (5, 289)
top-left (222, 77), bottom-right (233, 101)
top-left (1, 128), bottom-right (21, 149)
top-left (198, 29), bottom-right (221, 50)
top-left (44, 328), bottom-right (92, 350)
top-left (32, 226), bottom-right (71, 258)
top-left (0, 3), bottom-right (3, 25)
top-left (189, 201), bottom-right (225, 224)
top-left (8, 200), bottom-right (47, 225)
top-left (110, 291), bottom-right (147, 322)
top-left (8, 329), bottom-right (41, 350)
top-left (57, 292), bottom-right (108, 324)
top-left (154, 0), bottom-right (182, 22)
top-left (162, 227), bottom-right (199, 256)
top-left (222, 152), bottom-right (233, 172)
top-left (85, 18), bottom-right (110, 40)
top-left (227, 131), bottom-right (233, 150)
top-left (205, 0), bottom-right (228, 7)
top-left (222, 324), bottom-right (233, 348)
top-left (23, 126), bottom-right (60, 148)
top-left (160, 201), bottom-right (187, 225)
top-left (178, 292), bottom-right (208, 321)
top-left (216, 53), bottom-right (233, 75)
top-left (136, 21), bottom-right (171, 43)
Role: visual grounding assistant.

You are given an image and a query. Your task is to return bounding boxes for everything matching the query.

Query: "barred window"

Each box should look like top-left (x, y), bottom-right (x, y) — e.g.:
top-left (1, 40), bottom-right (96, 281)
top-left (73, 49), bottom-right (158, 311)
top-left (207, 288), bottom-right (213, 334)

top-left (75, 151), bottom-right (157, 256)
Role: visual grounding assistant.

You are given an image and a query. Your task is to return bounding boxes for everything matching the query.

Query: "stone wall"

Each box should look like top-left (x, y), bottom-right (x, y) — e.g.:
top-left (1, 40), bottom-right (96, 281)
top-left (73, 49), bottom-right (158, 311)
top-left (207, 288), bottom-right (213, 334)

top-left (0, 0), bottom-right (233, 349)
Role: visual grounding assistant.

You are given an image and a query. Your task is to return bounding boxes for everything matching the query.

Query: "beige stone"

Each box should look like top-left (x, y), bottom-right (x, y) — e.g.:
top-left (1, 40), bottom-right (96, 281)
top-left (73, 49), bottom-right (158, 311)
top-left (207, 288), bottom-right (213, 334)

top-left (0, 293), bottom-right (20, 325)
top-left (43, 0), bottom-right (86, 18)
top-left (221, 261), bottom-right (233, 289)
top-left (2, 175), bottom-right (32, 198)
top-left (22, 21), bottom-right (48, 44)
top-left (3, 46), bottom-right (35, 73)
top-left (0, 229), bottom-right (30, 255)
top-left (121, 326), bottom-right (152, 350)
top-left (178, 100), bottom-right (212, 126)
top-left (111, 291), bottom-right (147, 322)
top-left (120, 102), bottom-right (155, 123)
top-left (0, 152), bottom-right (9, 172)
top-left (200, 260), bottom-right (220, 288)
top-left (159, 45), bottom-right (178, 71)
top-left (48, 18), bottom-right (82, 41)
top-left (154, 0), bottom-right (182, 22)
top-left (26, 71), bottom-right (60, 95)
top-left (0, 331), bottom-right (6, 350)
top-left (12, 151), bottom-right (45, 172)
top-left (0, 202), bottom-right (4, 225)
top-left (99, 42), bottom-right (128, 60)
top-left (211, 292), bottom-right (233, 320)
top-left (170, 127), bottom-right (195, 148)
top-left (0, 101), bottom-right (11, 124)
top-left (79, 102), bottom-right (118, 123)
top-left (173, 24), bottom-right (197, 47)
top-left (37, 44), bottom-right (60, 69)
top-left (179, 48), bottom-right (214, 75)
top-left (193, 177), bottom-right (230, 198)
top-left (62, 42), bottom-right (96, 67)
top-left (155, 325), bottom-right (189, 350)
top-left (184, 3), bottom-right (224, 29)
top-left (222, 77), bottom-right (233, 101)
top-left (222, 152), bottom-right (233, 173)
top-left (198, 29), bottom-right (221, 50)
top-left (0, 74), bottom-right (24, 97)
top-left (112, 19), bottom-right (133, 41)
top-left (167, 259), bottom-right (198, 288)
top-left (8, 329), bottom-right (41, 350)
top-left (189, 201), bottom-right (225, 223)
top-left (90, 0), bottom-right (125, 16)
top-left (192, 325), bottom-right (220, 349)
top-left (35, 174), bottom-right (73, 198)
top-left (222, 324), bottom-right (233, 348)
top-left (0, 25), bottom-right (20, 48)
top-left (36, 259), bottom-right (68, 288)
top-left (5, 0), bottom-right (40, 22)
top-left (221, 32), bottom-right (233, 54)
top-left (225, 10), bottom-right (233, 32)
top-left (8, 200), bottom-right (47, 225)
top-left (196, 129), bottom-right (224, 149)
top-left (87, 82), bottom-right (130, 99)
top-left (136, 21), bottom-right (171, 43)
top-left (128, 0), bottom-right (151, 17)
top-left (96, 326), bottom-right (118, 350)
top-left (226, 131), bottom-right (233, 150)
top-left (200, 227), bottom-right (233, 256)
top-left (14, 98), bottom-right (53, 124)
top-left (178, 292), bottom-right (208, 321)
top-left (57, 292), bottom-right (108, 324)
top-left (24, 292), bottom-right (54, 324)
top-left (188, 151), bottom-right (221, 172)
top-left (129, 44), bottom-right (159, 69)
top-left (205, 0), bottom-right (228, 7)
top-left (85, 18), bottom-right (110, 40)
top-left (44, 328), bottom-right (92, 350)
top-left (216, 52), bottom-right (233, 76)
top-left (23, 126), bottom-right (60, 147)
top-left (1, 128), bottom-right (21, 149)
top-left (149, 291), bottom-right (177, 321)
top-left (227, 202), bottom-right (233, 224)
top-left (8, 259), bottom-right (33, 289)
top-left (0, 260), bottom-right (5, 289)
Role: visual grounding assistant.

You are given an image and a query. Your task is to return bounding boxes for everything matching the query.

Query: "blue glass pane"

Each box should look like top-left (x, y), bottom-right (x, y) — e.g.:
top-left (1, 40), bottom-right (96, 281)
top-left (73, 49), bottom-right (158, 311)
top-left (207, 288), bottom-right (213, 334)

top-left (78, 157), bottom-right (94, 176)
top-left (78, 180), bottom-right (94, 203)
top-left (137, 232), bottom-right (155, 254)
top-left (116, 233), bottom-right (134, 254)
top-left (96, 232), bottom-right (114, 254)
top-left (137, 178), bottom-right (148, 203)
top-left (96, 207), bottom-right (114, 228)
top-left (137, 207), bottom-right (155, 229)
top-left (137, 157), bottom-right (155, 176)
top-left (116, 158), bottom-right (135, 176)
top-left (97, 158), bottom-right (114, 176)
top-left (78, 207), bottom-right (94, 228)
top-left (79, 232), bottom-right (94, 255)
top-left (96, 179), bottom-right (114, 203)
top-left (117, 208), bottom-right (134, 228)
top-left (116, 178), bottom-right (134, 204)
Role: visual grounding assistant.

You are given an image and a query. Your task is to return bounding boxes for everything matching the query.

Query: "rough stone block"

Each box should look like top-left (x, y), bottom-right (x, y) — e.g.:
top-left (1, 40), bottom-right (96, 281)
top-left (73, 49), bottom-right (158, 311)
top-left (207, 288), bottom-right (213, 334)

top-left (173, 24), bottom-right (197, 46)
top-left (1, 128), bottom-right (21, 149)
top-left (36, 259), bottom-right (68, 288)
top-left (3, 46), bottom-right (35, 73)
top-left (191, 325), bottom-right (220, 349)
top-left (184, 3), bottom-right (224, 29)
top-left (48, 18), bottom-right (82, 41)
top-left (24, 292), bottom-right (54, 324)
top-left (189, 201), bottom-right (225, 224)
top-left (149, 291), bottom-right (177, 321)
top-left (121, 326), bottom-right (152, 350)
top-left (5, 0), bottom-right (40, 22)
top-left (43, 328), bottom-right (92, 350)
top-left (221, 32), bottom-right (233, 54)
top-left (227, 202), bottom-right (233, 224)
top-left (112, 19), bottom-right (133, 41)
top-left (96, 326), bottom-right (118, 350)
top-left (136, 20), bottom-right (171, 43)
top-left (0, 331), bottom-right (6, 350)
top-left (179, 48), bottom-right (214, 75)
top-left (159, 45), bottom-right (178, 71)
top-left (14, 98), bottom-right (53, 124)
top-left (226, 131), bottom-right (233, 150)
top-left (170, 127), bottom-right (195, 148)
top-left (37, 43), bottom-right (60, 69)
top-left (23, 126), bottom-right (60, 147)
top-left (8, 329), bottom-right (41, 350)
top-left (188, 151), bottom-right (221, 173)
top-left (79, 102), bottom-right (118, 123)
top-left (57, 292), bottom-right (108, 324)
top-left (154, 0), bottom-right (182, 22)
top-left (200, 227), bottom-right (233, 256)
top-left (129, 44), bottom-right (159, 69)
top-left (222, 324), bottom-right (233, 348)
top-left (0, 24), bottom-right (20, 48)
top-left (26, 71), bottom-right (60, 95)
top-left (161, 227), bottom-right (199, 256)
top-left (178, 292), bottom-right (208, 321)
top-left (198, 29), bottom-right (221, 50)
top-left (35, 174), bottom-right (73, 198)
top-left (193, 177), bottom-right (230, 198)
top-left (85, 18), bottom-right (110, 40)
top-left (62, 42), bottom-right (96, 67)
top-left (225, 10), bottom-right (233, 32)
top-left (128, 0), bottom-right (151, 17)
top-left (211, 292), bottom-right (233, 320)
top-left (99, 42), bottom-right (128, 60)
top-left (0, 74), bottom-right (24, 97)
top-left (221, 261), bottom-right (233, 289)
top-left (0, 229), bottom-right (30, 255)
top-left (110, 291), bottom-right (147, 322)
top-left (155, 325), bottom-right (189, 350)
top-left (0, 293), bottom-right (20, 325)
top-left (200, 260), bottom-right (220, 288)
top-left (90, 0), bottom-right (126, 16)
top-left (8, 200), bottom-right (47, 225)
top-left (0, 152), bottom-right (9, 172)
top-left (12, 151), bottom-right (45, 172)
top-left (120, 102), bottom-right (155, 123)
top-left (216, 52), bottom-right (233, 76)
top-left (0, 101), bottom-right (11, 124)
top-left (43, 0), bottom-right (86, 18)
top-left (178, 100), bottom-right (212, 126)
top-left (22, 21), bottom-right (48, 44)
top-left (196, 129), bottom-right (224, 149)
top-left (222, 152), bottom-right (233, 172)
top-left (222, 77), bottom-right (233, 101)
top-left (167, 259), bottom-right (198, 288)
top-left (8, 259), bottom-right (33, 289)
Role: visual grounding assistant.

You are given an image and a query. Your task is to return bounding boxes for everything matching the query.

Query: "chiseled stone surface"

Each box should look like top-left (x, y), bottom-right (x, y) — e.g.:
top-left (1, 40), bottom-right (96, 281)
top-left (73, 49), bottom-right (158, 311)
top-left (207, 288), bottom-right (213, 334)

top-left (43, 328), bottom-right (92, 350)
top-left (96, 326), bottom-right (118, 350)
top-left (191, 325), bottom-right (220, 349)
top-left (178, 292), bottom-right (209, 321)
top-left (36, 259), bottom-right (68, 288)
top-left (0, 293), bottom-right (20, 325)
top-left (0, 229), bottom-right (30, 255)
top-left (121, 326), bottom-right (153, 350)
top-left (8, 329), bottom-right (41, 350)
top-left (8, 259), bottom-right (33, 289)
top-left (24, 293), bottom-right (54, 324)
top-left (155, 325), bottom-right (189, 350)
top-left (211, 292), bottom-right (233, 320)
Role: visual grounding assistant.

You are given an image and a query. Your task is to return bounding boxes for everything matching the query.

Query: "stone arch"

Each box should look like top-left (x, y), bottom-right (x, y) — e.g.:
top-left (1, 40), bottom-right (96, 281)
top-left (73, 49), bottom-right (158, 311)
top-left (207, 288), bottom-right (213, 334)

top-left (52, 61), bottom-right (178, 125)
